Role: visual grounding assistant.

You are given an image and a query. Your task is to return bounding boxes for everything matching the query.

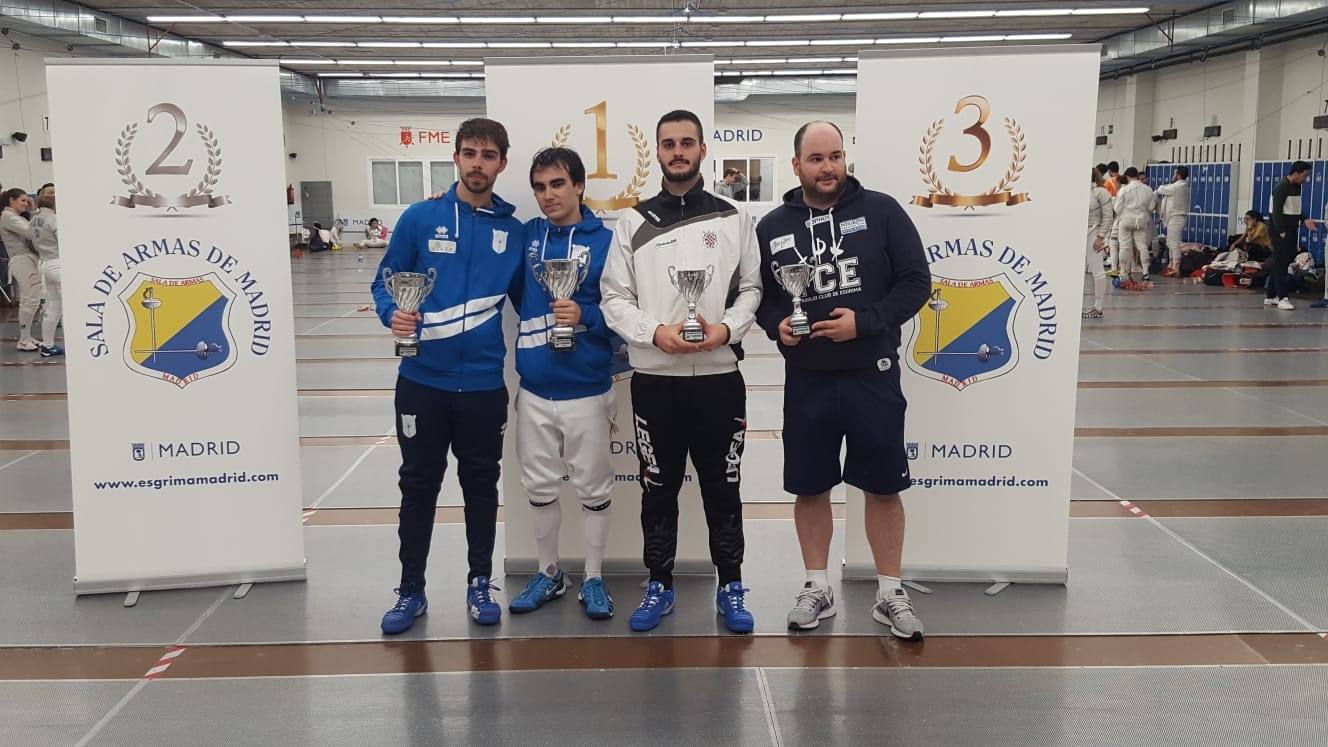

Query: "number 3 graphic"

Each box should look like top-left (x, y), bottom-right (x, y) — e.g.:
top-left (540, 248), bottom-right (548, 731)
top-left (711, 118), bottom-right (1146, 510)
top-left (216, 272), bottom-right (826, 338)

top-left (947, 95), bottom-right (992, 174)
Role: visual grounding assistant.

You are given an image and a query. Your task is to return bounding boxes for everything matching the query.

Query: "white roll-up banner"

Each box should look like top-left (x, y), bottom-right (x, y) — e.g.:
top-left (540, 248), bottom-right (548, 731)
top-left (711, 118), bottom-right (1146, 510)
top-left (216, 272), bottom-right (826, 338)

top-left (847, 46), bottom-right (1099, 583)
top-left (47, 60), bottom-right (306, 594)
top-left (485, 55), bottom-right (718, 573)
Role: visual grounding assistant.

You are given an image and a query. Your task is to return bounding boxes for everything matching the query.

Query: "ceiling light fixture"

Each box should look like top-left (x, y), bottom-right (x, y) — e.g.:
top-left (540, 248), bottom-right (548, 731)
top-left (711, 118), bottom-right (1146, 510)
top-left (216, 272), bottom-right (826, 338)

top-left (1071, 7), bottom-right (1150, 15)
top-left (146, 15), bottom-right (224, 23)
top-left (919, 10), bottom-right (997, 19)
top-left (225, 15), bottom-right (303, 23)
top-left (610, 16), bottom-right (682, 24)
top-left (876, 37), bottom-right (942, 44)
top-left (536, 16), bottom-right (612, 24)
top-left (995, 9), bottom-right (1073, 17)
top-left (302, 16), bottom-right (382, 24)
top-left (809, 38), bottom-right (874, 46)
top-left (841, 12), bottom-right (918, 21)
top-left (379, 17), bottom-right (458, 24)
top-left (1004, 33), bottom-right (1074, 40)
top-left (458, 17), bottom-right (537, 24)
top-left (697, 15), bottom-right (766, 23)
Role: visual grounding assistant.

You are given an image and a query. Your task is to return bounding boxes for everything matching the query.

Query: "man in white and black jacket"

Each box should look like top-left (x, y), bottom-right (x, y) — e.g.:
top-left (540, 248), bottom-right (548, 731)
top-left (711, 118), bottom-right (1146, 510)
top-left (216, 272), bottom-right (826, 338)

top-left (755, 121), bottom-right (932, 641)
top-left (601, 109), bottom-right (763, 634)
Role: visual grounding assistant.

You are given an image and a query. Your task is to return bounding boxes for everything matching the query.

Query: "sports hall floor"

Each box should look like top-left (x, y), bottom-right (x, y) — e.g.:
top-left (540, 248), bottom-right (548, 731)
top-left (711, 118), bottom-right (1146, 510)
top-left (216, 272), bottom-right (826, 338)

top-left (4, 249), bottom-right (1328, 745)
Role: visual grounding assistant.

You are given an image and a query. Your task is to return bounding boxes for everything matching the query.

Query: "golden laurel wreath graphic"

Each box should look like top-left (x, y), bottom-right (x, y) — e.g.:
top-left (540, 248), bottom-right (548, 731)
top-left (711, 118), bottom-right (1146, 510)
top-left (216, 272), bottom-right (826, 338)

top-left (552, 122), bottom-right (651, 210)
top-left (113, 120), bottom-right (230, 210)
top-left (913, 117), bottom-right (1029, 209)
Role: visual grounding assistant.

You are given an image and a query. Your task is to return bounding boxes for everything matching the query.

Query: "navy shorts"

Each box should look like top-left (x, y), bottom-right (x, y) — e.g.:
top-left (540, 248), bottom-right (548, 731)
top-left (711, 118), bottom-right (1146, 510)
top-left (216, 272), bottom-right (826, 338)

top-left (783, 361), bottom-right (911, 497)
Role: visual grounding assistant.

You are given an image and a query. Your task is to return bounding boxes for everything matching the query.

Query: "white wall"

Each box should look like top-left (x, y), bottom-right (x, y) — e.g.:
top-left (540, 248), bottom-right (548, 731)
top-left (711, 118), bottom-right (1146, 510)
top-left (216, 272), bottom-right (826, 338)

top-left (279, 94), bottom-right (859, 228)
top-left (1149, 54), bottom-right (1246, 162)
top-left (281, 98), bottom-right (483, 230)
top-left (0, 44), bottom-right (60, 193)
top-left (1275, 35), bottom-right (1328, 160)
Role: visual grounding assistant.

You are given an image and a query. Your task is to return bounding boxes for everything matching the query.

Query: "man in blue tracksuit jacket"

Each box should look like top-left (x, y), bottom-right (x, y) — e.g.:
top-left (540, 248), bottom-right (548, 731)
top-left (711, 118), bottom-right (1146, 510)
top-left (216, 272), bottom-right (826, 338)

top-left (505, 148), bottom-right (619, 621)
top-left (371, 118), bottom-right (524, 634)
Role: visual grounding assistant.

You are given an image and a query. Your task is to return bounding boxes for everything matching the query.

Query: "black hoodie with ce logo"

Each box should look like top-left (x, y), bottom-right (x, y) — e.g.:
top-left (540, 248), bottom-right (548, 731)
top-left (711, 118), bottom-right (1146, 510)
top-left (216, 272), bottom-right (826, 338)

top-left (755, 177), bottom-right (932, 372)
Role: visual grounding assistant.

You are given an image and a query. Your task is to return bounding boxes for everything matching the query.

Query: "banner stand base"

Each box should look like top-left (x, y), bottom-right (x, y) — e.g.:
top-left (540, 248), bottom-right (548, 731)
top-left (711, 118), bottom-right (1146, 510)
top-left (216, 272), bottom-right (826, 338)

top-left (505, 557), bottom-right (717, 578)
top-left (74, 564), bottom-right (307, 596)
top-left (842, 562), bottom-right (1067, 586)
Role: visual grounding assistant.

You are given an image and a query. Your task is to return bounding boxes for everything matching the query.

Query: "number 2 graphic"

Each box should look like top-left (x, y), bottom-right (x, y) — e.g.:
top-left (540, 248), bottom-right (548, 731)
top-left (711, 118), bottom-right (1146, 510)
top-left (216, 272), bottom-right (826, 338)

top-left (144, 103), bottom-right (194, 176)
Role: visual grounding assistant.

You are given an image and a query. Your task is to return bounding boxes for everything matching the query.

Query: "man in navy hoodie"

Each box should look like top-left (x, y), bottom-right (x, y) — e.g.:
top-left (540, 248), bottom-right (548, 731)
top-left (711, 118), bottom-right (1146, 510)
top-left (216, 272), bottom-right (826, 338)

top-left (506, 148), bottom-right (619, 621)
top-left (755, 121), bottom-right (932, 640)
top-left (372, 118), bottom-right (524, 634)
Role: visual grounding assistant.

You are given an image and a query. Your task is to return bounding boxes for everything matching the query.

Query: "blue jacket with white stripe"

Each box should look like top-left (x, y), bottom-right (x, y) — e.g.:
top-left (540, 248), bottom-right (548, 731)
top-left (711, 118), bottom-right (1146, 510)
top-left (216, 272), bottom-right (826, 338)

top-left (515, 206), bottom-right (615, 400)
top-left (371, 183), bottom-right (523, 392)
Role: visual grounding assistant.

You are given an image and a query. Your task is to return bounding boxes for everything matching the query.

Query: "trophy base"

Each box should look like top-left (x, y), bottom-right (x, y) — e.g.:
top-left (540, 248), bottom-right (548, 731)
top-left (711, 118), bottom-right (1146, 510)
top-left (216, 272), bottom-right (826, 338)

top-left (549, 326), bottom-right (576, 351)
top-left (790, 314), bottom-right (811, 337)
top-left (681, 321), bottom-right (704, 343)
top-left (395, 339), bottom-right (420, 358)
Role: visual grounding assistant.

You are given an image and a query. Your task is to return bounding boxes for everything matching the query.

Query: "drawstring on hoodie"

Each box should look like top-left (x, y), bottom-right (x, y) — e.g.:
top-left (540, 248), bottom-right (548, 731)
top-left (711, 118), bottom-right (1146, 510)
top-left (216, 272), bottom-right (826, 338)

top-left (539, 224), bottom-right (577, 264)
top-left (807, 206), bottom-right (840, 263)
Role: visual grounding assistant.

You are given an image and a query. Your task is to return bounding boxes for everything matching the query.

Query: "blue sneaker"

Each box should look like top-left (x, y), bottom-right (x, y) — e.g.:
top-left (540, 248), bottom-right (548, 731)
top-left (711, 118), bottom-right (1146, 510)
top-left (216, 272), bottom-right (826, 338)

top-left (579, 577), bottom-right (614, 620)
top-left (509, 570), bottom-right (566, 613)
top-left (628, 580), bottom-right (675, 632)
top-left (380, 588), bottom-right (427, 635)
top-left (717, 581), bottom-right (754, 634)
top-left (1311, 299), bottom-right (1328, 309)
top-left (466, 576), bottom-right (502, 625)
top-left (39, 345), bottom-right (64, 358)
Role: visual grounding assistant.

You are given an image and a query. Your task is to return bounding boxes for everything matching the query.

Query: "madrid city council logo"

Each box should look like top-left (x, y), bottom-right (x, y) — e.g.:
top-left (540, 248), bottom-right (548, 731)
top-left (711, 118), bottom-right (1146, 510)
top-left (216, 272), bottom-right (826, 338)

top-left (905, 274), bottom-right (1023, 391)
top-left (549, 101), bottom-right (651, 211)
top-left (117, 273), bottom-right (236, 388)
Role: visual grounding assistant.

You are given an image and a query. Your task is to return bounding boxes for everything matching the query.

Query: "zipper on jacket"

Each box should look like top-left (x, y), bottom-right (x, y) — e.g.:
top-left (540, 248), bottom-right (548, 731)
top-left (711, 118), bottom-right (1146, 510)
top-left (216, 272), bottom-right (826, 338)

top-left (457, 207), bottom-right (471, 392)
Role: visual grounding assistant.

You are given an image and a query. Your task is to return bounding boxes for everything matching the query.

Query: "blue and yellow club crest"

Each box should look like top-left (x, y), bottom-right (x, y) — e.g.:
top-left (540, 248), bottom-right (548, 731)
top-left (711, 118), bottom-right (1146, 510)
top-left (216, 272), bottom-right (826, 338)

top-left (118, 273), bottom-right (236, 388)
top-left (906, 274), bottom-right (1023, 391)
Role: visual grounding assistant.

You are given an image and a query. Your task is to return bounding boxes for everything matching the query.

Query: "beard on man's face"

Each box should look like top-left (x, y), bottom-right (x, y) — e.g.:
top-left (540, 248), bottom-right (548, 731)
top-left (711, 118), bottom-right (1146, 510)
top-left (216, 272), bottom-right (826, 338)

top-left (662, 157), bottom-right (700, 183)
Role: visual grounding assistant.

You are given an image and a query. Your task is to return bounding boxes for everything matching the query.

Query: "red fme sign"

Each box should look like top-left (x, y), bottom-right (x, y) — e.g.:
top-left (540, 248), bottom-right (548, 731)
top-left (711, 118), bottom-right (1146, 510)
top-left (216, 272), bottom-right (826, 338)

top-left (400, 127), bottom-right (451, 147)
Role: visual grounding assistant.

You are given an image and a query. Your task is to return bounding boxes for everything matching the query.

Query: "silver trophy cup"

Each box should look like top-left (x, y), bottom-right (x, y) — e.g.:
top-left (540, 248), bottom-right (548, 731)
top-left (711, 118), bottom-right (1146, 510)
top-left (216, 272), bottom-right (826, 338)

top-left (774, 261), bottom-right (813, 337)
top-left (530, 255), bottom-right (588, 351)
top-left (382, 267), bottom-right (437, 358)
top-left (668, 265), bottom-right (715, 343)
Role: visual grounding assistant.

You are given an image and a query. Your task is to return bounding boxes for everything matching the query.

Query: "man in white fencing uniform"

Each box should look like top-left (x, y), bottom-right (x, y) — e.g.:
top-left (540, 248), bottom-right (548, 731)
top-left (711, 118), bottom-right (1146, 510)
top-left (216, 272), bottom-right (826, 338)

top-left (1154, 166), bottom-right (1190, 277)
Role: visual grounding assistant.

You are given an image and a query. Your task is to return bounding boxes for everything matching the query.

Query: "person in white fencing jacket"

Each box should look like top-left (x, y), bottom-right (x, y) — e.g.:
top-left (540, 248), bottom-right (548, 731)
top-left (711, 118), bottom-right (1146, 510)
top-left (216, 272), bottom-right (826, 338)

top-left (600, 109), bottom-right (763, 634)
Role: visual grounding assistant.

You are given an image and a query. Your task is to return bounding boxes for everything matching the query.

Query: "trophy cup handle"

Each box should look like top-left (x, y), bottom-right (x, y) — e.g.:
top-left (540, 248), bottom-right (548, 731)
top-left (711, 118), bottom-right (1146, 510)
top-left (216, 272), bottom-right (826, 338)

top-left (381, 267), bottom-right (394, 286)
top-left (667, 265), bottom-right (679, 291)
top-left (575, 255), bottom-right (589, 285)
top-left (704, 265), bottom-right (715, 285)
top-left (424, 267), bottom-right (438, 294)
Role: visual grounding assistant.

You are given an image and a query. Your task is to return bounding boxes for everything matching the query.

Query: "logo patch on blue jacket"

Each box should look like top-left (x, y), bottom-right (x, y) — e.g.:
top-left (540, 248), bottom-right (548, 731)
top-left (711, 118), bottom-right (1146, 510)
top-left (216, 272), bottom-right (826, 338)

top-left (492, 230), bottom-right (508, 254)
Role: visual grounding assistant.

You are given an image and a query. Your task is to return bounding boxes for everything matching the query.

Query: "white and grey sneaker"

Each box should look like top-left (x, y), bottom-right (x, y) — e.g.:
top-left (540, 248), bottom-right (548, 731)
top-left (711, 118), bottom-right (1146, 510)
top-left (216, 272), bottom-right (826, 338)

top-left (15, 338), bottom-right (38, 352)
top-left (872, 588), bottom-right (924, 641)
top-left (787, 583), bottom-right (837, 630)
